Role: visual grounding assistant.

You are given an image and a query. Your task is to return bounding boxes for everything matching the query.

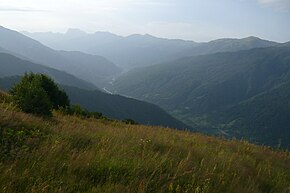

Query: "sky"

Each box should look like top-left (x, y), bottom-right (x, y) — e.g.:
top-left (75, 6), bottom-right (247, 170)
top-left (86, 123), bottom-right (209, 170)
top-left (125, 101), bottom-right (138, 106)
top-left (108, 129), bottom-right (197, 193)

top-left (0, 0), bottom-right (289, 42)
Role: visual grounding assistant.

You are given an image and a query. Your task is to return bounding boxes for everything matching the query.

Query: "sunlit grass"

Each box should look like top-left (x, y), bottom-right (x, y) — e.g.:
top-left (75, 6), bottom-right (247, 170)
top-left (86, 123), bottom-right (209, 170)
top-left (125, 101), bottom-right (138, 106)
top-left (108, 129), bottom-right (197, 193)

top-left (0, 102), bottom-right (289, 193)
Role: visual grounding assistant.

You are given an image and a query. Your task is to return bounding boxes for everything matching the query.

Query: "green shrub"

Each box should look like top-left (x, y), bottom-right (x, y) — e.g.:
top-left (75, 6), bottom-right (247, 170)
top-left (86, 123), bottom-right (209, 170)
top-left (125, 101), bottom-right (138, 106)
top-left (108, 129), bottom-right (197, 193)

top-left (122, 119), bottom-right (138, 125)
top-left (70, 104), bottom-right (88, 117)
top-left (10, 73), bottom-right (70, 116)
top-left (63, 104), bottom-right (107, 120)
top-left (37, 74), bottom-right (69, 109)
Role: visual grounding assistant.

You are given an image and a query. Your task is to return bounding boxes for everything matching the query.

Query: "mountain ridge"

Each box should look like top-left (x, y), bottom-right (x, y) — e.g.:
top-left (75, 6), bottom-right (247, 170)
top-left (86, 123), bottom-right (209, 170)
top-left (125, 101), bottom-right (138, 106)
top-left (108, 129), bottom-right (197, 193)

top-left (0, 52), bottom-right (96, 90)
top-left (23, 28), bottom-right (279, 70)
top-left (0, 26), bottom-right (121, 87)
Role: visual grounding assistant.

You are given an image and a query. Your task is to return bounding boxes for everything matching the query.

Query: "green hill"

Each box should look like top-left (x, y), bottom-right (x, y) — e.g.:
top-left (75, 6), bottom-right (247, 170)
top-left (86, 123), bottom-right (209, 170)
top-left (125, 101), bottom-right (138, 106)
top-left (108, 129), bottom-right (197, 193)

top-left (111, 44), bottom-right (290, 149)
top-left (0, 90), bottom-right (289, 193)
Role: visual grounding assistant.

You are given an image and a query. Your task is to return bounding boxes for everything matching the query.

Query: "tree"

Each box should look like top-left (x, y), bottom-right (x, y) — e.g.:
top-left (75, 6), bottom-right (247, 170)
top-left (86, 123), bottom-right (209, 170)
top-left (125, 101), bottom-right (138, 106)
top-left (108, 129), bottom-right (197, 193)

top-left (36, 74), bottom-right (70, 108)
top-left (10, 73), bottom-right (70, 116)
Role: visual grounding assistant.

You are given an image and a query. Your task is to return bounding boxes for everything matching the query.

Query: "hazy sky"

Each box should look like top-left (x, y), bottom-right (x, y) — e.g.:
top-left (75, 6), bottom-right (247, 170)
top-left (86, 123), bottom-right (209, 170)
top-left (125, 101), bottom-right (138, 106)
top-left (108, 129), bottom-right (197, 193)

top-left (0, 0), bottom-right (289, 42)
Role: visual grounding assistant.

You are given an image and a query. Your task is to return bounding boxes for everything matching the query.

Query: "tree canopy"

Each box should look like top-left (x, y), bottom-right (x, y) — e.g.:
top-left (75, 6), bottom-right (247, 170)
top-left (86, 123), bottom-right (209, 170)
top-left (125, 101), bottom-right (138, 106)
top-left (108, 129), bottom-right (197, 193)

top-left (10, 73), bottom-right (70, 116)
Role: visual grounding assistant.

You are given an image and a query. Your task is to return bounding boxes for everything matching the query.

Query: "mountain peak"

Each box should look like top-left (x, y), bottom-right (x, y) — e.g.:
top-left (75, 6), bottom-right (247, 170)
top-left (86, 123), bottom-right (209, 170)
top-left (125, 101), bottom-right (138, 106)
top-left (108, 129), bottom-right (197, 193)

top-left (66, 28), bottom-right (87, 36)
top-left (94, 31), bottom-right (116, 35)
top-left (243, 36), bottom-right (262, 41)
top-left (208, 36), bottom-right (275, 45)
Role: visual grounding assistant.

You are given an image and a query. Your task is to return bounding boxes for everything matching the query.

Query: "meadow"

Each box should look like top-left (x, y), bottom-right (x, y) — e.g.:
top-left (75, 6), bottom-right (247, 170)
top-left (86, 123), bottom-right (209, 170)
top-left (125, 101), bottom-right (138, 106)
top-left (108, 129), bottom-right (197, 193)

top-left (0, 97), bottom-right (289, 193)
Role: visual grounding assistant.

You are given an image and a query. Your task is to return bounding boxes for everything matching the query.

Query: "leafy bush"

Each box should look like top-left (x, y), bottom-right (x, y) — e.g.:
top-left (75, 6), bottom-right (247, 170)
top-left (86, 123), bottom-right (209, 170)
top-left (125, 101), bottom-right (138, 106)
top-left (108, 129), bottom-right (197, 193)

top-left (64, 104), bottom-right (106, 120)
top-left (122, 119), bottom-right (138, 125)
top-left (10, 73), bottom-right (70, 116)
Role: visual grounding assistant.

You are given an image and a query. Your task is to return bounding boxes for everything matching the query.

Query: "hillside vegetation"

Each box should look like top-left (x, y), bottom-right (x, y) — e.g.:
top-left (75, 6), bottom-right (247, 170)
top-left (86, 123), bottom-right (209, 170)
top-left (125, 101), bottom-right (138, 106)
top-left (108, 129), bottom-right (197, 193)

top-left (0, 92), bottom-right (289, 193)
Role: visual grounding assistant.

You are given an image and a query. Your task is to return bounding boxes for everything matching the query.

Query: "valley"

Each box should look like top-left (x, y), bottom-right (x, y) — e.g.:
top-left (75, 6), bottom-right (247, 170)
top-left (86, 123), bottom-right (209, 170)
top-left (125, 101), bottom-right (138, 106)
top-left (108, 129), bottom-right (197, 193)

top-left (0, 0), bottom-right (290, 191)
top-left (1, 26), bottom-right (290, 149)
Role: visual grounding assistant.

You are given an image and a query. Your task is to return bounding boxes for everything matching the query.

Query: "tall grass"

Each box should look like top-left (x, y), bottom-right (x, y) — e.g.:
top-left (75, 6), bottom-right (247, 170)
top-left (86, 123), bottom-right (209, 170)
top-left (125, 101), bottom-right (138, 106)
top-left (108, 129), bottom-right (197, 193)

top-left (0, 103), bottom-right (289, 193)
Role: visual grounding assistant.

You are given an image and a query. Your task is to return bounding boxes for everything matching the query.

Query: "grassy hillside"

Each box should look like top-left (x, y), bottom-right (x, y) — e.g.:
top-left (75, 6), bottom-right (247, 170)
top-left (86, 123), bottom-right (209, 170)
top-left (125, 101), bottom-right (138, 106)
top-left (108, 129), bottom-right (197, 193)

top-left (0, 92), bottom-right (290, 193)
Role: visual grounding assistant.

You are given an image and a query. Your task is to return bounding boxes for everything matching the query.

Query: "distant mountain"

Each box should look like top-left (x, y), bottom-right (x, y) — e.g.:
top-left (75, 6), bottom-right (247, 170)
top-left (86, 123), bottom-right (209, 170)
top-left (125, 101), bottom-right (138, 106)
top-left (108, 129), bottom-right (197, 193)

top-left (177, 36), bottom-right (278, 58)
top-left (23, 29), bottom-right (199, 69)
top-left (24, 29), bottom-right (278, 70)
top-left (0, 45), bottom-right (32, 61)
top-left (0, 76), bottom-right (189, 129)
top-left (0, 26), bottom-right (121, 87)
top-left (111, 44), bottom-right (290, 149)
top-left (22, 28), bottom-right (88, 46)
top-left (0, 53), bottom-right (96, 90)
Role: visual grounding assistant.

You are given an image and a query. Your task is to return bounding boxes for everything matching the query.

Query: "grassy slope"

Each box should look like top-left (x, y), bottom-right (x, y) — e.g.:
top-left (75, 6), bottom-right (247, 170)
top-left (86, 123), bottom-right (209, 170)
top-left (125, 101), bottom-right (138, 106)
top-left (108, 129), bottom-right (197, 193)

top-left (0, 101), bottom-right (290, 193)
